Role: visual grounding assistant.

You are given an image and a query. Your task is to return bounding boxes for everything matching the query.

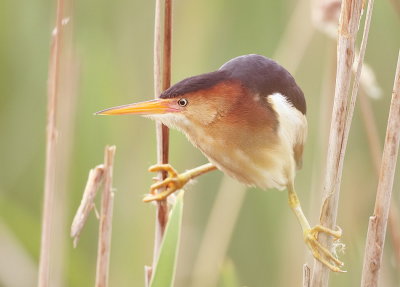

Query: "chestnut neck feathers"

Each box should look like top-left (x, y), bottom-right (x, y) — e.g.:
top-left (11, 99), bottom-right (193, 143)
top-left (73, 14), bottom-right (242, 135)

top-left (160, 54), bottom-right (306, 115)
top-left (156, 54), bottom-right (307, 189)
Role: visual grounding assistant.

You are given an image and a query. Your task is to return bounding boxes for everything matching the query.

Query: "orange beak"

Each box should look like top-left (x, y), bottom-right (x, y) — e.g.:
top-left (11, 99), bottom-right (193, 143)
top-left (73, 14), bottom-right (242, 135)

top-left (95, 99), bottom-right (178, 116)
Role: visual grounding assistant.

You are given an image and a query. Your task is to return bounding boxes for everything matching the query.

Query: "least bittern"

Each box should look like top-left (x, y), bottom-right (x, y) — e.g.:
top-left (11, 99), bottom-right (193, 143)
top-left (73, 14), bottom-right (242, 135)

top-left (97, 54), bottom-right (344, 272)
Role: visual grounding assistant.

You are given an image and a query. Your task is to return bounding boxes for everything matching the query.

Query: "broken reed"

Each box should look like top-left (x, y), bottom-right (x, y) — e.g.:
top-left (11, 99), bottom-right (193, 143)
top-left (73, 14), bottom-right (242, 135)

top-left (71, 146), bottom-right (116, 287)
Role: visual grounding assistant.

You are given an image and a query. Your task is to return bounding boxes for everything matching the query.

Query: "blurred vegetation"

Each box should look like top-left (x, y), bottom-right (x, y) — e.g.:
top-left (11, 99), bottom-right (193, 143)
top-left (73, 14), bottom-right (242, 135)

top-left (150, 192), bottom-right (184, 287)
top-left (0, 0), bottom-right (399, 286)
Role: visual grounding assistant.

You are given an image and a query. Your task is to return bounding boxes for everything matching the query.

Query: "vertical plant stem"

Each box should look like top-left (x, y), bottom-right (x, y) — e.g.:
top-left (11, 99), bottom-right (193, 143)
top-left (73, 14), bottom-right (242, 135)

top-left (359, 89), bottom-right (400, 266)
top-left (146, 0), bottom-right (173, 284)
top-left (343, 0), bottom-right (375, 150)
top-left (38, 0), bottom-right (64, 286)
top-left (311, 0), bottom-right (363, 285)
top-left (95, 146), bottom-right (116, 287)
top-left (153, 0), bottom-right (172, 250)
top-left (162, 0), bottom-right (172, 93)
top-left (303, 264), bottom-right (311, 287)
top-left (360, 51), bottom-right (400, 287)
top-left (52, 18), bottom-right (78, 286)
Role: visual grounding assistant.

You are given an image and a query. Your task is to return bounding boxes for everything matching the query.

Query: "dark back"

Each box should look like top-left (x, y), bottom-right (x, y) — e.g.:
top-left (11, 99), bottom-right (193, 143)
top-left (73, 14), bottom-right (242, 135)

top-left (161, 54), bottom-right (306, 115)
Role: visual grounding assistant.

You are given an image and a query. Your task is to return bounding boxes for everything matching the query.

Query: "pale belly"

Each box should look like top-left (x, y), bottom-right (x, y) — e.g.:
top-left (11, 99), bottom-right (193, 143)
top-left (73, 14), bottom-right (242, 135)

top-left (198, 140), bottom-right (295, 191)
top-left (156, 93), bottom-right (306, 190)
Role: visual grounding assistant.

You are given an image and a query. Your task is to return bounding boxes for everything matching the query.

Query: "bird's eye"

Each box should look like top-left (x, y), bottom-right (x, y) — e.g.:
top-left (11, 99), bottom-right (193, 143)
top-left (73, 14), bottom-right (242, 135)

top-left (178, 98), bottom-right (188, 107)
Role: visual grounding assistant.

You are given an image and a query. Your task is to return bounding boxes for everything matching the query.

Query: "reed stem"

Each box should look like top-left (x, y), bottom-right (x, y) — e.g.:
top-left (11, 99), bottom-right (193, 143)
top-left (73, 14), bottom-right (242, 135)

top-left (38, 0), bottom-right (64, 285)
top-left (360, 51), bottom-right (400, 287)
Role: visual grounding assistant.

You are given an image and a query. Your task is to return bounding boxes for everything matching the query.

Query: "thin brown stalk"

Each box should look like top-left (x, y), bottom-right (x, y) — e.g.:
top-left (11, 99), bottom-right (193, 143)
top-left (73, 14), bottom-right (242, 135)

top-left (95, 146), bottom-right (116, 287)
top-left (153, 0), bottom-right (172, 248)
top-left (360, 51), bottom-right (400, 287)
top-left (162, 0), bottom-right (172, 93)
top-left (38, 0), bottom-right (64, 286)
top-left (71, 165), bottom-right (105, 247)
top-left (146, 0), bottom-right (173, 284)
top-left (311, 0), bottom-right (364, 285)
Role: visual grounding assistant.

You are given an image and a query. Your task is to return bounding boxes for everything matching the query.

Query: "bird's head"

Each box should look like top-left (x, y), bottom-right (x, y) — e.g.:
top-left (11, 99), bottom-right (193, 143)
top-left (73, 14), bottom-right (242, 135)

top-left (96, 70), bottom-right (244, 132)
top-left (96, 54), bottom-right (306, 142)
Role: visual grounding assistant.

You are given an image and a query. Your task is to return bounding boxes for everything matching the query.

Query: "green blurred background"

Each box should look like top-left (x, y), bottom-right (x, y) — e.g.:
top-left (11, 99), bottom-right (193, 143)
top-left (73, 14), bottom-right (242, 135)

top-left (0, 0), bottom-right (399, 286)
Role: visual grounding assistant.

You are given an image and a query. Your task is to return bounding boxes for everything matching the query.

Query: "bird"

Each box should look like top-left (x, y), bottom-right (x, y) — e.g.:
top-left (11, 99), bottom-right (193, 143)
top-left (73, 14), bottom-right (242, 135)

top-left (96, 54), bottom-right (344, 272)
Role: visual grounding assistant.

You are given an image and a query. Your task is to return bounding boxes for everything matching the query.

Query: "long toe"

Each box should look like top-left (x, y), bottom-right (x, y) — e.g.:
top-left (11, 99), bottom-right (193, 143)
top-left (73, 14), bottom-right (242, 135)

top-left (146, 164), bottom-right (187, 202)
top-left (304, 227), bottom-right (345, 272)
top-left (311, 225), bottom-right (342, 239)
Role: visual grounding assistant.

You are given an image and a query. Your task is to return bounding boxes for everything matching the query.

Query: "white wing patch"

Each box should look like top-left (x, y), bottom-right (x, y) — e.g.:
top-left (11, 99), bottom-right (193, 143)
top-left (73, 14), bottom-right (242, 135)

top-left (267, 93), bottom-right (307, 179)
top-left (268, 93), bottom-right (307, 147)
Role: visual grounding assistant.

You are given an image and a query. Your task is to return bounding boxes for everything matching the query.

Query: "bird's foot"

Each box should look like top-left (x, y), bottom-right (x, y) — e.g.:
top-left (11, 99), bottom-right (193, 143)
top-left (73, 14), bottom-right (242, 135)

top-left (143, 164), bottom-right (190, 202)
top-left (304, 225), bottom-right (345, 273)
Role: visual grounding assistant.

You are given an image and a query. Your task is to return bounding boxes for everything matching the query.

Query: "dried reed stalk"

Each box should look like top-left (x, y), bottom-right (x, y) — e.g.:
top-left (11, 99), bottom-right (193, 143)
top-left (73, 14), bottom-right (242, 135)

top-left (360, 51), bottom-right (400, 287)
top-left (311, 0), bottom-right (364, 285)
top-left (303, 264), bottom-right (311, 287)
top-left (38, 0), bottom-right (64, 286)
top-left (52, 20), bottom-right (79, 286)
top-left (95, 146), bottom-right (116, 287)
top-left (71, 165), bottom-right (105, 247)
top-left (153, 0), bottom-right (172, 249)
top-left (361, 78), bottom-right (400, 267)
top-left (343, 0), bottom-right (375, 148)
top-left (359, 84), bottom-right (400, 267)
top-left (146, 0), bottom-right (173, 284)
top-left (314, 0), bottom-right (400, 274)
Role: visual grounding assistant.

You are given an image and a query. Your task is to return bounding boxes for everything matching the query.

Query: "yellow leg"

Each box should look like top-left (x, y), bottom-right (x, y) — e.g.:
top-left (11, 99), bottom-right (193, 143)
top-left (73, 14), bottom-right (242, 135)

top-left (287, 182), bottom-right (345, 272)
top-left (143, 163), bottom-right (217, 202)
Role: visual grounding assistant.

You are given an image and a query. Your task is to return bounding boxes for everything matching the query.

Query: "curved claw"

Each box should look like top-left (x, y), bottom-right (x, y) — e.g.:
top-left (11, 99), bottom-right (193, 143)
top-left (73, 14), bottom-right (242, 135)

top-left (148, 164), bottom-right (178, 177)
top-left (310, 225), bottom-right (342, 240)
top-left (150, 177), bottom-right (177, 193)
top-left (144, 164), bottom-right (189, 202)
top-left (143, 193), bottom-right (166, 202)
top-left (305, 225), bottom-right (346, 273)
